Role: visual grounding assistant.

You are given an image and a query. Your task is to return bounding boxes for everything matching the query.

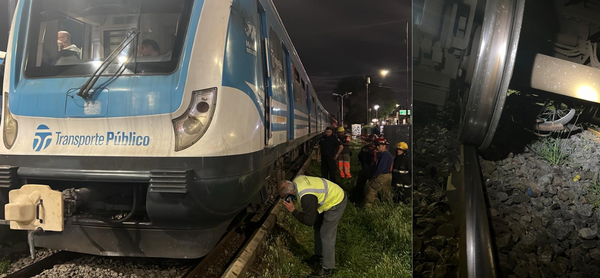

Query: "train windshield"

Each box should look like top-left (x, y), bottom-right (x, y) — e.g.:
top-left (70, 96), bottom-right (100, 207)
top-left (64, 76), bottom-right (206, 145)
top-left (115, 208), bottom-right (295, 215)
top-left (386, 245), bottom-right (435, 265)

top-left (24, 0), bottom-right (193, 78)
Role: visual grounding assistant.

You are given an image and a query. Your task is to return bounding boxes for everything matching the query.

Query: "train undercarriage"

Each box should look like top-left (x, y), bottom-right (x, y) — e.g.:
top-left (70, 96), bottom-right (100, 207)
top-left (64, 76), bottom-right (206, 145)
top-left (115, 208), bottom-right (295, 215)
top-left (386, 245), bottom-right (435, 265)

top-left (0, 135), bottom-right (318, 259)
top-left (414, 0), bottom-right (600, 150)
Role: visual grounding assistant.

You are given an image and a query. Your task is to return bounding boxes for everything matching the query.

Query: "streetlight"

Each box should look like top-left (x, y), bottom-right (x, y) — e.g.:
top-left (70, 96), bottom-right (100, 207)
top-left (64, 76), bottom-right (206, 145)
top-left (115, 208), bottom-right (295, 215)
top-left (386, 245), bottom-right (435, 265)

top-left (363, 70), bottom-right (387, 124)
top-left (332, 91), bottom-right (352, 127)
top-left (374, 104), bottom-right (380, 120)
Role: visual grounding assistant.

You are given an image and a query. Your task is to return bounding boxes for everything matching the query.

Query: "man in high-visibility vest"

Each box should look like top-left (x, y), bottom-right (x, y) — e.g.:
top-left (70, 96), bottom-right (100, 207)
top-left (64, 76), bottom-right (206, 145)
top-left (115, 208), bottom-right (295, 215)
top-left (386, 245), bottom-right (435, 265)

top-left (278, 175), bottom-right (348, 277)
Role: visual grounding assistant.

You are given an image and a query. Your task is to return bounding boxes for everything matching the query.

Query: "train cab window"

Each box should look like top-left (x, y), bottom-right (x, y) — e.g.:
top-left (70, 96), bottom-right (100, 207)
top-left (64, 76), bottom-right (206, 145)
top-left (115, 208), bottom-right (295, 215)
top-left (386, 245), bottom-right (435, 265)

top-left (24, 0), bottom-right (193, 78)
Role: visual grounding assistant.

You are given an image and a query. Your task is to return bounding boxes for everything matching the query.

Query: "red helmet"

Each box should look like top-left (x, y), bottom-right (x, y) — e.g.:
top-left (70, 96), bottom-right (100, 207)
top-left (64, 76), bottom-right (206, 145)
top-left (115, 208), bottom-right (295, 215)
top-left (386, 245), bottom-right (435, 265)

top-left (374, 138), bottom-right (389, 146)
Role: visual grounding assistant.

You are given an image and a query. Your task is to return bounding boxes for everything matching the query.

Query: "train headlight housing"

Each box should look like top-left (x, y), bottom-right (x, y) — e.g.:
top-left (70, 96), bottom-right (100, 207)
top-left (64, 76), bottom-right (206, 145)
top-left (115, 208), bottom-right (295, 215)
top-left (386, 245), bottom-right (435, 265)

top-left (173, 87), bottom-right (217, 151)
top-left (3, 93), bottom-right (18, 149)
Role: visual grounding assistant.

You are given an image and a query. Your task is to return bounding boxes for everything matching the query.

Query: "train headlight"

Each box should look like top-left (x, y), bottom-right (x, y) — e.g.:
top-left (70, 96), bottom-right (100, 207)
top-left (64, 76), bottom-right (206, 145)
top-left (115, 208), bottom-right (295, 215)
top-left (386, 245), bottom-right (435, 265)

top-left (3, 93), bottom-right (18, 149)
top-left (172, 87), bottom-right (217, 151)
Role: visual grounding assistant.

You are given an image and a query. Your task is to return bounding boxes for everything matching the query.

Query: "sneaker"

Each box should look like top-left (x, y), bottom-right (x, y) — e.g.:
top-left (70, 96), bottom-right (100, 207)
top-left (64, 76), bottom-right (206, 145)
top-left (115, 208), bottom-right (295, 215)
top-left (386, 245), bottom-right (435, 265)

top-left (309, 267), bottom-right (332, 277)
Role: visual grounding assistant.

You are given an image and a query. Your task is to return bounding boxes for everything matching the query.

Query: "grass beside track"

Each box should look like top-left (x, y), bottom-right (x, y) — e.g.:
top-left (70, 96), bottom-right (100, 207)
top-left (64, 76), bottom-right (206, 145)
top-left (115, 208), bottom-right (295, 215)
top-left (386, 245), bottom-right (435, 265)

top-left (251, 142), bottom-right (412, 277)
top-left (0, 259), bottom-right (9, 275)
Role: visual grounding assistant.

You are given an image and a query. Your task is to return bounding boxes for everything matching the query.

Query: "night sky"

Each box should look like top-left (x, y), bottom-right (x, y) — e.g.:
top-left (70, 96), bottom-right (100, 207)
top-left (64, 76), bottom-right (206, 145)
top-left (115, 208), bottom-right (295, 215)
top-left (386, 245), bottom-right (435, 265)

top-left (272, 0), bottom-right (411, 114)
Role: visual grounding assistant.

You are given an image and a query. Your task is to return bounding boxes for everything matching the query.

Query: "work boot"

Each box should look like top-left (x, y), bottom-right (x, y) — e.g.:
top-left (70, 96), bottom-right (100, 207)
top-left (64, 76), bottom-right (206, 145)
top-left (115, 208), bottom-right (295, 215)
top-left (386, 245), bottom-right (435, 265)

top-left (309, 267), bottom-right (332, 277)
top-left (304, 255), bottom-right (323, 266)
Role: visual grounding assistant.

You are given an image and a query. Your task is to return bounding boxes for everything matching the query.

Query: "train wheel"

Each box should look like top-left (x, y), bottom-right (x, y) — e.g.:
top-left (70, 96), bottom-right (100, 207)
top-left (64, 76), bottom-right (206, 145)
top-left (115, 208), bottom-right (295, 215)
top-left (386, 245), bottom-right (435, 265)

top-left (458, 0), bottom-right (526, 150)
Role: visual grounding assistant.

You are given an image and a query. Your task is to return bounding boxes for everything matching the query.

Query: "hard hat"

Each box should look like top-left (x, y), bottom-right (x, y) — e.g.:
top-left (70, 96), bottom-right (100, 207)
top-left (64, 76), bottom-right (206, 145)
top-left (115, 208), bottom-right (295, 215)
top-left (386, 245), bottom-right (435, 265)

top-left (397, 142), bottom-right (408, 150)
top-left (374, 138), bottom-right (389, 146)
top-left (337, 127), bottom-right (345, 132)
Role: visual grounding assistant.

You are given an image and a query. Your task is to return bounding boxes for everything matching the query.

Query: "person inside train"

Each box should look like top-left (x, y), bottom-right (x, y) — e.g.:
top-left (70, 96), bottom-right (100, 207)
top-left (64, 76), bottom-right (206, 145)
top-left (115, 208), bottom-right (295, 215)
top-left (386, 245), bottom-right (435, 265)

top-left (54, 31), bottom-right (81, 65)
top-left (336, 127), bottom-right (352, 179)
top-left (392, 141), bottom-right (411, 203)
top-left (364, 138), bottom-right (393, 204)
top-left (138, 39), bottom-right (161, 57)
top-left (278, 175), bottom-right (347, 277)
top-left (317, 127), bottom-right (343, 183)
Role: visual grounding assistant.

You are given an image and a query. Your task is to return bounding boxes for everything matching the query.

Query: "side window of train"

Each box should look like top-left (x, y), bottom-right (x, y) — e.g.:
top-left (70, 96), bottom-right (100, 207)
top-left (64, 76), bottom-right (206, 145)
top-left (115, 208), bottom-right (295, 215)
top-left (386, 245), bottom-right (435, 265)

top-left (268, 27), bottom-right (286, 100)
top-left (300, 79), bottom-right (307, 108)
top-left (291, 64), bottom-right (307, 109)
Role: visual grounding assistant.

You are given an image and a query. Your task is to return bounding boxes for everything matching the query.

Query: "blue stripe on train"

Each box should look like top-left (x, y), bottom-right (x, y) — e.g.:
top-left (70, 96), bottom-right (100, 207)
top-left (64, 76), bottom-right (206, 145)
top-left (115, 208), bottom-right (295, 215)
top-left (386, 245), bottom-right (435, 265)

top-left (294, 115), bottom-right (308, 121)
top-left (8, 0), bottom-right (205, 118)
top-left (272, 123), bottom-right (287, 131)
top-left (272, 108), bottom-right (287, 117)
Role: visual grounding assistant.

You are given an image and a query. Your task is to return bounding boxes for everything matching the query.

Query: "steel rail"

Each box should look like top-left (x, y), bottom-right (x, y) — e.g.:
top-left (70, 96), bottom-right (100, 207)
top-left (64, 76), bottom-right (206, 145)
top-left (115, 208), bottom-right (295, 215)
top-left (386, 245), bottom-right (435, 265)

top-left (457, 145), bottom-right (497, 277)
top-left (5, 251), bottom-right (77, 278)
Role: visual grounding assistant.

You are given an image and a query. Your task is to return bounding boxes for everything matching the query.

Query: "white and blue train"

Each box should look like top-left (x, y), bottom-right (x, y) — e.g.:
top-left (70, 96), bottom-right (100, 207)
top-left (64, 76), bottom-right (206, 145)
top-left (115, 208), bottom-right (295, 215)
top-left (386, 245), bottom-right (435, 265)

top-left (0, 0), bottom-right (337, 258)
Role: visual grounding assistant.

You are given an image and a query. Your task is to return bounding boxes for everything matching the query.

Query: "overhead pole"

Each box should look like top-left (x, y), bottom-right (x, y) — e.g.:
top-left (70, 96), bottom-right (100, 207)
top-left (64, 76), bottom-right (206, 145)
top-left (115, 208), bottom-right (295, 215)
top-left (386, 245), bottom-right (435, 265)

top-left (366, 77), bottom-right (370, 124)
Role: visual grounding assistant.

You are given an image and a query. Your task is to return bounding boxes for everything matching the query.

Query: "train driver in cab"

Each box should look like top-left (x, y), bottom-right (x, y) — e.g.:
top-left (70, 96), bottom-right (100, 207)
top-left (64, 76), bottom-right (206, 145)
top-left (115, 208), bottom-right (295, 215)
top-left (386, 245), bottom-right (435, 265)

top-left (54, 31), bottom-right (81, 65)
top-left (138, 39), bottom-right (161, 57)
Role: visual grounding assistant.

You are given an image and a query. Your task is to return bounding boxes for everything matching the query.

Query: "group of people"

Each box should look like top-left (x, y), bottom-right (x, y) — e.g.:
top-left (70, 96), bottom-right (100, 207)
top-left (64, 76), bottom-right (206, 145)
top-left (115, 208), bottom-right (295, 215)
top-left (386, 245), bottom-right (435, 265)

top-left (356, 134), bottom-right (411, 204)
top-left (276, 126), bottom-right (410, 277)
top-left (316, 127), bottom-right (352, 184)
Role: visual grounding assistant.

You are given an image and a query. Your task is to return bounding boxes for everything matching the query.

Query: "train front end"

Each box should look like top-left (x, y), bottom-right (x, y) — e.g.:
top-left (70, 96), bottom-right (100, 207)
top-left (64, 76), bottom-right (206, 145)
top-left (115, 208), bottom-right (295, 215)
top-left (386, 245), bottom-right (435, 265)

top-left (0, 0), bottom-right (267, 259)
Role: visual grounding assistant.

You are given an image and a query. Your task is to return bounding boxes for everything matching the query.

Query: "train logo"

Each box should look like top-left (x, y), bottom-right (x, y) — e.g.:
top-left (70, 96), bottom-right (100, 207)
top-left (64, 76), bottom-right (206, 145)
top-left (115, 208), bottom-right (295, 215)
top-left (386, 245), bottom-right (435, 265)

top-left (33, 124), bottom-right (52, 152)
top-left (245, 21), bottom-right (255, 38)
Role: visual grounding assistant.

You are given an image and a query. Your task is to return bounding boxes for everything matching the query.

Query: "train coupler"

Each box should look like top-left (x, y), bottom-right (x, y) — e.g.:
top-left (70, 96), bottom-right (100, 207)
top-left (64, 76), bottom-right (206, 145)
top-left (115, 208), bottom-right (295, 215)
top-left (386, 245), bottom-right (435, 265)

top-left (4, 184), bottom-right (64, 232)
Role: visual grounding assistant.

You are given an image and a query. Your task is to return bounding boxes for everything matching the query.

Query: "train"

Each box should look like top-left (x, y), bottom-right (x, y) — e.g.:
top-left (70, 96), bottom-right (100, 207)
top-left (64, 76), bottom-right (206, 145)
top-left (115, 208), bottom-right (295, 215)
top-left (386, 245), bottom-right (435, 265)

top-left (0, 0), bottom-right (337, 259)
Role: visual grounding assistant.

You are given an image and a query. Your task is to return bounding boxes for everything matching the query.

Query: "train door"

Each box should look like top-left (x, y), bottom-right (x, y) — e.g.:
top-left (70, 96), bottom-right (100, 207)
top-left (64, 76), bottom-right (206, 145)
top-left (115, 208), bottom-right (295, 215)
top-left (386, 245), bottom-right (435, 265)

top-left (284, 48), bottom-right (294, 140)
top-left (257, 4), bottom-right (272, 146)
top-left (317, 107), bottom-right (321, 131)
top-left (307, 87), bottom-right (312, 134)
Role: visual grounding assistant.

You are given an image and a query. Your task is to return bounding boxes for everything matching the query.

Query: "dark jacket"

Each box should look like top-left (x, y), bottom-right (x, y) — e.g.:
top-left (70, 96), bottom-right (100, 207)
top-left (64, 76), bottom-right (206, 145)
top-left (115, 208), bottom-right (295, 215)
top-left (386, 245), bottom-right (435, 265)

top-left (292, 195), bottom-right (319, 226)
top-left (358, 144), bottom-right (376, 171)
top-left (392, 152), bottom-right (411, 185)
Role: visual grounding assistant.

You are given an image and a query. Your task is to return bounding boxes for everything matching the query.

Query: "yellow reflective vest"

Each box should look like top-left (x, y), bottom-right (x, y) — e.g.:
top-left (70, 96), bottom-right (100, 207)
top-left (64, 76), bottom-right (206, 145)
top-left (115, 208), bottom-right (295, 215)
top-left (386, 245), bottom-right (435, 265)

top-left (294, 175), bottom-right (345, 214)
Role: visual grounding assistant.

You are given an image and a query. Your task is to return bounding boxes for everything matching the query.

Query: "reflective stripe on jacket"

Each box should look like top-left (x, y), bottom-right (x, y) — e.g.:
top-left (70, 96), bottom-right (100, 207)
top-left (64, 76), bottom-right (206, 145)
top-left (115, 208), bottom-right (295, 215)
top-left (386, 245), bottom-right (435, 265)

top-left (294, 175), bottom-right (345, 214)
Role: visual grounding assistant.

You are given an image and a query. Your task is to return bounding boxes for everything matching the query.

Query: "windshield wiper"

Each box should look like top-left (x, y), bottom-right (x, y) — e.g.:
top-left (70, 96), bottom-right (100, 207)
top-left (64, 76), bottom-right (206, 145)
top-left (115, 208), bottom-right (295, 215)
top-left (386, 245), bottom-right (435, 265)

top-left (77, 29), bottom-right (141, 99)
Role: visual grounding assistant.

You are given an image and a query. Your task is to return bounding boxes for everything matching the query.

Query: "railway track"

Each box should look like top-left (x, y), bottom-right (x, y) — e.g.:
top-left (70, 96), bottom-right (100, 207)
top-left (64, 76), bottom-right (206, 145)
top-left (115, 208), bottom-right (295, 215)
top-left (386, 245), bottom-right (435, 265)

top-left (447, 145), bottom-right (496, 277)
top-left (2, 149), bottom-right (314, 278)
